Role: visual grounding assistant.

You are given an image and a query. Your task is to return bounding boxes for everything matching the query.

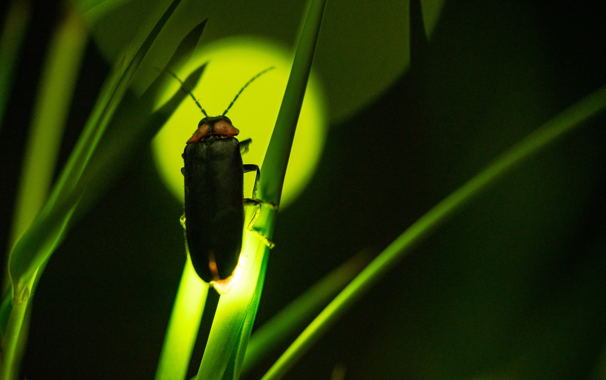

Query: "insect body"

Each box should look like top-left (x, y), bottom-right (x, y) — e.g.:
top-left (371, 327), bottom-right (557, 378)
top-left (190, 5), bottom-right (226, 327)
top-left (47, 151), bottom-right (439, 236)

top-left (175, 68), bottom-right (274, 283)
top-left (182, 116), bottom-right (255, 282)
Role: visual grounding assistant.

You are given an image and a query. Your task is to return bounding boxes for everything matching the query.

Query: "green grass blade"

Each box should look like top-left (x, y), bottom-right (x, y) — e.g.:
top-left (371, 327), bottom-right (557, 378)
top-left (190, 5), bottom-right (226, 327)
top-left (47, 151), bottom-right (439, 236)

top-left (222, 251), bottom-right (271, 380)
top-left (1, 6), bottom-right (88, 379)
top-left (194, 0), bottom-right (327, 379)
top-left (259, 0), bottom-right (327, 205)
top-left (76, 0), bottom-right (133, 23)
top-left (155, 260), bottom-right (209, 380)
top-left (194, 209), bottom-right (270, 380)
top-left (261, 85), bottom-right (606, 380)
top-left (241, 251), bottom-right (371, 375)
top-left (1, 25), bottom-right (204, 380)
top-left (101, 24), bottom-right (209, 380)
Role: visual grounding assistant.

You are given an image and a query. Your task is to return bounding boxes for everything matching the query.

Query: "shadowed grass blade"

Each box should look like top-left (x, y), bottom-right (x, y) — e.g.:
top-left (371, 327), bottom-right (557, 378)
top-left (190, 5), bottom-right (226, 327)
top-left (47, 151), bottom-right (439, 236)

top-left (155, 259), bottom-right (209, 380)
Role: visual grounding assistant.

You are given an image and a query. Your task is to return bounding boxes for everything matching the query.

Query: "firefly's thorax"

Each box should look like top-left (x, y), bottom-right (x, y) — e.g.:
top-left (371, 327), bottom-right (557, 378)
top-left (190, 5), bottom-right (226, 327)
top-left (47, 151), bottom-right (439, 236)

top-left (187, 116), bottom-right (240, 144)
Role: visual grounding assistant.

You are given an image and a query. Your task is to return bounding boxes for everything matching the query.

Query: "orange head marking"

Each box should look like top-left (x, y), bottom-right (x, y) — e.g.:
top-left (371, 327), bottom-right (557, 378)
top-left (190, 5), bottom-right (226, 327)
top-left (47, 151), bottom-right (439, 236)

top-left (186, 116), bottom-right (240, 144)
top-left (186, 123), bottom-right (210, 143)
top-left (213, 119), bottom-right (239, 137)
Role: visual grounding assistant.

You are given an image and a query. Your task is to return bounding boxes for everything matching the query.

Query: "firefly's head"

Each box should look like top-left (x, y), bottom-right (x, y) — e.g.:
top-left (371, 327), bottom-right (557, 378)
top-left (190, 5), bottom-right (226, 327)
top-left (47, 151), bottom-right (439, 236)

top-left (167, 66), bottom-right (274, 144)
top-left (186, 116), bottom-right (239, 144)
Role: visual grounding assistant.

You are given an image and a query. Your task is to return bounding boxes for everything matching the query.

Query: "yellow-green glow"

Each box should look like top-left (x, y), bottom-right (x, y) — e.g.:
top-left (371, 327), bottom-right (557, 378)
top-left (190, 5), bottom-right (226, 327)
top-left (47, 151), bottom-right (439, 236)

top-left (211, 267), bottom-right (239, 295)
top-left (211, 237), bottom-right (254, 295)
top-left (155, 257), bottom-right (208, 380)
top-left (195, 206), bottom-right (271, 379)
top-left (152, 37), bottom-right (327, 208)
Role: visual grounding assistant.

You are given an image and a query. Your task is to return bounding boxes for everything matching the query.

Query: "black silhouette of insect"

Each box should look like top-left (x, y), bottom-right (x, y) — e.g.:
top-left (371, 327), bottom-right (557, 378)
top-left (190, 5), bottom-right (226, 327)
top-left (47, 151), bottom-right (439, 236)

top-left (169, 67), bottom-right (274, 283)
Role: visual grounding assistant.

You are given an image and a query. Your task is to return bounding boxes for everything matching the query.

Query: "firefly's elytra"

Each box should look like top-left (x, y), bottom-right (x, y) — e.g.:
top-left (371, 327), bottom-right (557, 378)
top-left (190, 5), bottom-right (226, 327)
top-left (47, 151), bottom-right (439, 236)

top-left (182, 117), bottom-right (249, 282)
top-left (174, 68), bottom-right (274, 283)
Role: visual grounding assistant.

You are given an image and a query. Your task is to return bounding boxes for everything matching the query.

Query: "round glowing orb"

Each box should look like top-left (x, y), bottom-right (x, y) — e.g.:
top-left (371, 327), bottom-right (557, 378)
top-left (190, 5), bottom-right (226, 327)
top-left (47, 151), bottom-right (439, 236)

top-left (152, 37), bottom-right (327, 208)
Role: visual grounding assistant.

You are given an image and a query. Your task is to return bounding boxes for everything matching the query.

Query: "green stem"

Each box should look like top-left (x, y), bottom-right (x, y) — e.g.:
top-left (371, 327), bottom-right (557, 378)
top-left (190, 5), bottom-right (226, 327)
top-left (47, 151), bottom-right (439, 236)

top-left (259, 0), bottom-right (327, 205)
top-left (155, 260), bottom-right (208, 380)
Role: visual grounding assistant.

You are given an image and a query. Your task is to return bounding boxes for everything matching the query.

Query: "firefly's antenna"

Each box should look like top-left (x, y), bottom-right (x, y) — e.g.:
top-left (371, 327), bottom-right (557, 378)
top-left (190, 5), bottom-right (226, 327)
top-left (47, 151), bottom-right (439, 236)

top-left (222, 67), bottom-right (275, 116)
top-left (165, 68), bottom-right (209, 117)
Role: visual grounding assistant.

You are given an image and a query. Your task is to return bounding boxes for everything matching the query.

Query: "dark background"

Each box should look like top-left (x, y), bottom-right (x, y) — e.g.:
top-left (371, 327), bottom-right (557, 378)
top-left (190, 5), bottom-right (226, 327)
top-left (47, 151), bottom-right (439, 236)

top-left (1, 1), bottom-right (605, 379)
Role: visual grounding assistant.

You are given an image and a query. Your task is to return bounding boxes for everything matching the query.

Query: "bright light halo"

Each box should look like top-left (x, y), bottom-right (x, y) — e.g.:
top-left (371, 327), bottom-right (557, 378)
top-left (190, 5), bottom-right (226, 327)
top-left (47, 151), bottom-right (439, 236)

top-left (152, 36), bottom-right (327, 208)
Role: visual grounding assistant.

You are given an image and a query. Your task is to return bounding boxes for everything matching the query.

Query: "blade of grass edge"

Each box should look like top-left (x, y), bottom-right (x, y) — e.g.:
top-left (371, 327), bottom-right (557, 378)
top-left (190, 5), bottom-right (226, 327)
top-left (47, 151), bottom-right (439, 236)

top-left (194, 223), bottom-right (270, 380)
top-left (134, 25), bottom-right (211, 380)
top-left (223, 250), bottom-right (270, 380)
top-left (154, 259), bottom-right (209, 380)
top-left (261, 85), bottom-right (606, 380)
top-left (194, 0), bottom-right (327, 379)
top-left (258, 0), bottom-right (327, 205)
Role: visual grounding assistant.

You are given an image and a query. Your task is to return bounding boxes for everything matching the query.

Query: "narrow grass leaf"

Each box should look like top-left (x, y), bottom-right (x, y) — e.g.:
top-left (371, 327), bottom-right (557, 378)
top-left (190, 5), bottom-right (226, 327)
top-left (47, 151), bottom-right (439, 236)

top-left (223, 250), bottom-right (271, 380)
top-left (194, 225), bottom-right (270, 380)
top-left (0, 15), bottom-right (204, 340)
top-left (74, 24), bottom-right (208, 216)
top-left (259, 0), bottom-right (327, 205)
top-left (195, 0), bottom-right (327, 379)
top-left (155, 259), bottom-right (209, 380)
top-left (77, 0), bottom-right (133, 23)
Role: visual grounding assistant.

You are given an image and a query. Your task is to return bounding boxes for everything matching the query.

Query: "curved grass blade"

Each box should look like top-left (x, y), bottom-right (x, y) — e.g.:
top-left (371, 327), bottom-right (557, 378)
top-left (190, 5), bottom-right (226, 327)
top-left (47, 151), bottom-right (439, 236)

top-left (222, 248), bottom-right (271, 380)
top-left (155, 259), bottom-right (209, 380)
top-left (77, 0), bottom-right (133, 23)
top-left (261, 85), bottom-right (606, 380)
top-left (194, 209), bottom-right (270, 380)
top-left (258, 0), bottom-right (327, 205)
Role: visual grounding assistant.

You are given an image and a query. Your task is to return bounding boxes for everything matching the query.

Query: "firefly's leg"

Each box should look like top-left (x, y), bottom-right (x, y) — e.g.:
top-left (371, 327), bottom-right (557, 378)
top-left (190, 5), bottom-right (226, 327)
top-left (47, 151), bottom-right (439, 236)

top-left (243, 164), bottom-right (278, 248)
top-left (243, 164), bottom-right (261, 199)
top-left (239, 138), bottom-right (252, 155)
